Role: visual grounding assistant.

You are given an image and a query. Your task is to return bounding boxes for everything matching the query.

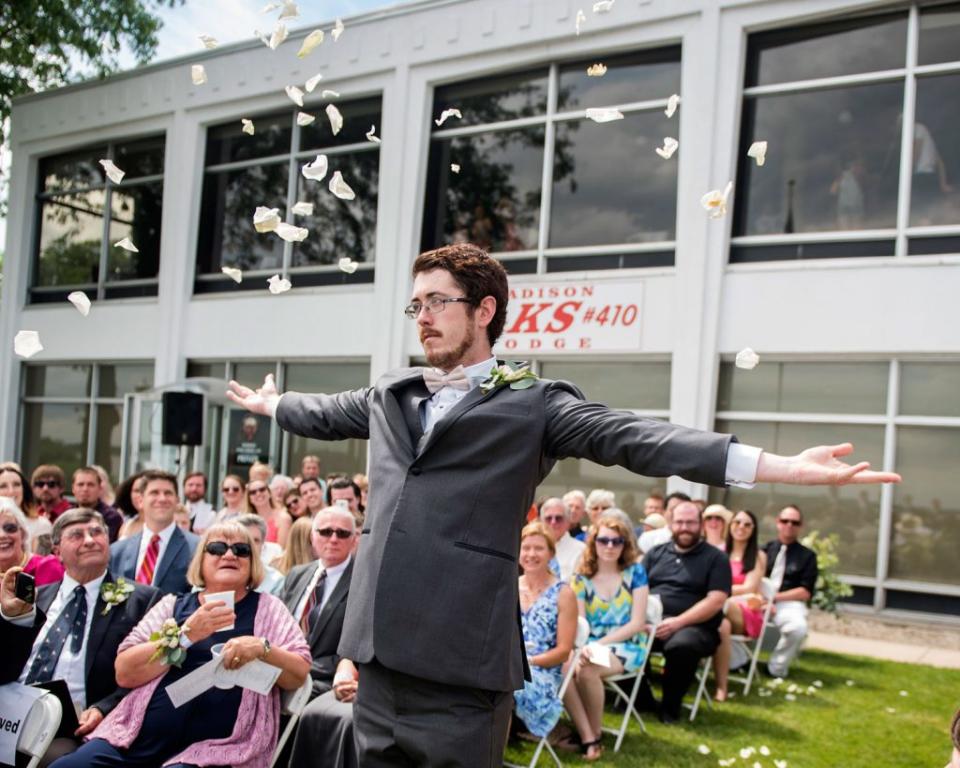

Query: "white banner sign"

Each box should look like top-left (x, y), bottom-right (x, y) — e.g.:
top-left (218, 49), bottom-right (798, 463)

top-left (496, 279), bottom-right (643, 354)
top-left (0, 683), bottom-right (45, 765)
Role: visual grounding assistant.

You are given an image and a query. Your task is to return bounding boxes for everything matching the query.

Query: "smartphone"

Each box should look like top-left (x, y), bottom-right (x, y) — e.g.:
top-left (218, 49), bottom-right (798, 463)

top-left (15, 571), bottom-right (36, 604)
top-left (335, 499), bottom-right (349, 510)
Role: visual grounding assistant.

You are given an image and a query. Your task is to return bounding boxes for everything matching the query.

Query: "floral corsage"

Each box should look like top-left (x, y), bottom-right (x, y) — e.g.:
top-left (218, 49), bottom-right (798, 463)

top-left (148, 618), bottom-right (188, 667)
top-left (479, 362), bottom-right (539, 394)
top-left (100, 578), bottom-right (134, 615)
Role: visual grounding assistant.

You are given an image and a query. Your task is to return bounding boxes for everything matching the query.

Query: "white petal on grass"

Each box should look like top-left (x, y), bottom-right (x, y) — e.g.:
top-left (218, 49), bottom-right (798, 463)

top-left (450, 163), bottom-right (461, 174)
top-left (302, 154), bottom-right (328, 181)
top-left (701, 180), bottom-right (734, 219)
top-left (326, 104), bottom-right (343, 135)
top-left (338, 257), bottom-right (358, 274)
top-left (697, 745), bottom-right (711, 755)
top-left (285, 85), bottom-right (305, 107)
top-left (366, 125), bottom-right (382, 144)
top-left (268, 22), bottom-right (289, 49)
top-left (846, 680), bottom-right (855, 686)
top-left (198, 35), bottom-right (218, 49)
top-left (740, 747), bottom-right (756, 758)
top-left (787, 683), bottom-right (799, 694)
top-left (585, 107), bottom-right (623, 123)
top-left (774, 762), bottom-right (789, 768)
top-left (191, 64), bottom-right (207, 85)
top-left (748, 140), bottom-right (768, 167)
top-left (221, 266), bottom-right (243, 283)
top-left (575, 9), bottom-right (586, 35)
top-left (328, 171), bottom-right (356, 200)
top-left (665, 93), bottom-right (680, 118)
top-left (278, 1), bottom-right (299, 21)
top-left (305, 73), bottom-right (324, 92)
top-left (274, 222), bottom-right (309, 242)
top-left (241, 119), bottom-right (255, 135)
top-left (291, 201), bottom-right (314, 216)
top-left (267, 275), bottom-right (292, 294)
top-left (297, 111), bottom-right (316, 126)
top-left (593, 0), bottom-right (615, 11)
top-left (14, 331), bottom-right (43, 359)
top-left (67, 291), bottom-right (91, 316)
top-left (785, 693), bottom-right (797, 701)
top-left (759, 746), bottom-right (771, 756)
top-left (655, 137), bottom-right (679, 159)
top-left (297, 29), bottom-right (324, 58)
top-left (719, 761), bottom-right (736, 768)
top-left (332, 17), bottom-right (345, 41)
top-left (753, 763), bottom-right (763, 768)
top-left (253, 206), bottom-right (281, 233)
top-left (586, 63), bottom-right (607, 77)
top-left (99, 159), bottom-right (125, 184)
top-left (813, 680), bottom-right (824, 688)
top-left (434, 108), bottom-right (462, 127)
top-left (899, 690), bottom-right (909, 697)
top-left (886, 707), bottom-right (897, 714)
top-left (114, 237), bottom-right (139, 252)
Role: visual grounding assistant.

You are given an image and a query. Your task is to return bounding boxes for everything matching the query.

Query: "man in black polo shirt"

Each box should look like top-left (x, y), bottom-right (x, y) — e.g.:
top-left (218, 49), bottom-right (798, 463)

top-left (763, 504), bottom-right (818, 678)
top-left (642, 501), bottom-right (731, 723)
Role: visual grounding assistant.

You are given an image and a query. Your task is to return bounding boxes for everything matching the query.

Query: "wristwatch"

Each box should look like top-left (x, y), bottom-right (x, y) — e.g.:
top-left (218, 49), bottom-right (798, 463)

top-left (260, 636), bottom-right (271, 659)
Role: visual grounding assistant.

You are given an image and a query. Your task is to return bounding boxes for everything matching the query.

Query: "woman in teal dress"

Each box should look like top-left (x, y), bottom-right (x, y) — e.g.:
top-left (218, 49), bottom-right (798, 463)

top-left (514, 522), bottom-right (577, 741)
top-left (564, 514), bottom-right (649, 761)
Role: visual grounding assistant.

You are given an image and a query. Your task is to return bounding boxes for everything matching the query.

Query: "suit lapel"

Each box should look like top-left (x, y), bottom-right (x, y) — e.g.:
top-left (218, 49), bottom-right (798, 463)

top-left (154, 528), bottom-right (184, 589)
top-left (416, 384), bottom-right (502, 458)
top-left (84, 572), bottom-right (114, 678)
top-left (309, 560), bottom-right (352, 645)
top-left (384, 370), bottom-right (428, 454)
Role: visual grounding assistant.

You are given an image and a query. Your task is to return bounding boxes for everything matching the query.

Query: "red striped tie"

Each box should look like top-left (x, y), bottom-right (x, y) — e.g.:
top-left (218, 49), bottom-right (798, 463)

top-left (137, 534), bottom-right (161, 585)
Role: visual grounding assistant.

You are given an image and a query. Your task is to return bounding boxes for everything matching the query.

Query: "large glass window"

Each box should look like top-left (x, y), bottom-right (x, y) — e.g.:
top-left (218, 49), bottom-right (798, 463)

top-left (422, 47), bottom-right (681, 275)
top-left (33, 137), bottom-right (165, 303)
top-left (195, 97), bottom-right (381, 293)
top-left (733, 4), bottom-right (960, 263)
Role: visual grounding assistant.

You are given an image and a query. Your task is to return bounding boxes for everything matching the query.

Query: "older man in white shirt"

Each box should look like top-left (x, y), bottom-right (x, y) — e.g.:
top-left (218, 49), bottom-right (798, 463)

top-left (540, 497), bottom-right (585, 581)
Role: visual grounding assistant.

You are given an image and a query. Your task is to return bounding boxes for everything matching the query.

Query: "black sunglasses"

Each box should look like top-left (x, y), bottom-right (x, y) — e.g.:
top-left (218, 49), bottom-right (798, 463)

top-left (1, 522), bottom-right (20, 535)
top-left (778, 519), bottom-right (802, 527)
top-left (596, 536), bottom-right (625, 547)
top-left (33, 480), bottom-right (60, 488)
top-left (314, 527), bottom-right (353, 539)
top-left (205, 541), bottom-right (252, 557)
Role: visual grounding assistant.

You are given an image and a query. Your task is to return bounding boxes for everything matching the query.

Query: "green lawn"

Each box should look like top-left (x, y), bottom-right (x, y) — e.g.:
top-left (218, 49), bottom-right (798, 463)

top-left (503, 650), bottom-right (960, 767)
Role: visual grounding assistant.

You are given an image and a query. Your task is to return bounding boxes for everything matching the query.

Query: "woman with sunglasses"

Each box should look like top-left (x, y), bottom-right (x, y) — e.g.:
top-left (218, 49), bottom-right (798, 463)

top-left (713, 509), bottom-right (768, 702)
top-left (0, 497), bottom-right (63, 586)
top-left (217, 474), bottom-right (249, 523)
top-left (283, 488), bottom-right (308, 521)
top-left (703, 504), bottom-right (732, 551)
top-left (563, 515), bottom-right (648, 761)
top-left (52, 522), bottom-right (310, 768)
top-left (246, 480), bottom-right (292, 548)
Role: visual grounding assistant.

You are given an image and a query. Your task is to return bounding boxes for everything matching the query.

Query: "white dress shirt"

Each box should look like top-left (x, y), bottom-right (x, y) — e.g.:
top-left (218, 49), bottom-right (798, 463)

top-left (555, 532), bottom-right (586, 581)
top-left (638, 526), bottom-right (673, 554)
top-left (294, 555), bottom-right (352, 622)
top-left (135, 522), bottom-right (177, 585)
top-left (19, 571), bottom-right (107, 709)
top-left (187, 500), bottom-right (216, 532)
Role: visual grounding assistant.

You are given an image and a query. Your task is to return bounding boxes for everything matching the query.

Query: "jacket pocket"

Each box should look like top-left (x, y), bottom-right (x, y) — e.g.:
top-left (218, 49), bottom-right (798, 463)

top-left (454, 541), bottom-right (516, 563)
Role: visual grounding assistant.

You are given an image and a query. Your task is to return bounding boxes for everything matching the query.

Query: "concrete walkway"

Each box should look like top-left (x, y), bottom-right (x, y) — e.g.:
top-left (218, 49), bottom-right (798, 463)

top-left (807, 630), bottom-right (960, 669)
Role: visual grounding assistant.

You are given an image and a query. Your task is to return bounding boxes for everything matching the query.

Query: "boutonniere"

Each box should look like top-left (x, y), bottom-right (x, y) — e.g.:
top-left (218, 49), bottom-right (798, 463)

top-left (100, 578), bottom-right (134, 615)
top-left (148, 618), bottom-right (188, 667)
top-left (479, 362), bottom-right (539, 394)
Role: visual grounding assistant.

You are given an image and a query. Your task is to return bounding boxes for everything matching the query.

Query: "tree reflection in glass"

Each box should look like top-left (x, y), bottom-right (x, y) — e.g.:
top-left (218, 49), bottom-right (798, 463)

top-left (108, 183), bottom-right (163, 281)
top-left (432, 69), bottom-right (548, 128)
top-left (37, 192), bottom-right (105, 285)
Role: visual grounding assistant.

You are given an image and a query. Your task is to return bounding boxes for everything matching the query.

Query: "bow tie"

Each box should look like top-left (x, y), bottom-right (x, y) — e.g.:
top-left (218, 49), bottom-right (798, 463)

top-left (423, 366), bottom-right (470, 393)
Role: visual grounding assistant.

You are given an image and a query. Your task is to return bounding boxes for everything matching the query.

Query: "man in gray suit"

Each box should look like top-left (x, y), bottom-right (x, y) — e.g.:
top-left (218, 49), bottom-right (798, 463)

top-left (228, 243), bottom-right (900, 766)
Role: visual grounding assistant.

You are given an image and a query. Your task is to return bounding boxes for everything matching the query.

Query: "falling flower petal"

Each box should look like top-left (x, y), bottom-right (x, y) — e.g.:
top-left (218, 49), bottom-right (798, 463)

top-left (735, 347), bottom-right (759, 370)
top-left (593, 0), bottom-right (615, 11)
top-left (297, 111), bottom-right (316, 126)
top-left (655, 137), bottom-right (679, 159)
top-left (328, 171), bottom-right (356, 200)
top-left (305, 74), bottom-right (324, 93)
top-left (575, 9), bottom-right (586, 34)
top-left (338, 257), bottom-right (358, 274)
top-left (366, 125), bottom-right (382, 144)
top-left (701, 180), bottom-right (734, 219)
top-left (450, 163), bottom-right (461, 174)
top-left (302, 154), bottom-right (328, 181)
top-left (241, 119), bottom-right (255, 135)
top-left (275, 222), bottom-right (309, 242)
top-left (269, 22), bottom-right (289, 49)
top-left (292, 201), bottom-right (314, 216)
top-left (698, 745), bottom-right (711, 755)
top-left (191, 64), bottom-right (207, 85)
top-left (278, 1), bottom-right (299, 20)
top-left (434, 108), bottom-right (462, 127)
top-left (665, 93), bottom-right (680, 118)
top-left (253, 206), bottom-right (281, 233)
top-left (267, 275), bottom-right (292, 294)
top-left (221, 266), bottom-right (243, 283)
top-left (322, 89), bottom-right (341, 99)
top-left (114, 237), bottom-right (139, 252)
top-left (759, 746), bottom-right (771, 756)
top-left (587, 63), bottom-right (607, 76)
top-left (99, 159), bottom-right (125, 184)
top-left (67, 291), bottom-right (91, 316)
top-left (254, 29), bottom-right (271, 47)
top-left (14, 331), bottom-right (43, 359)
top-left (585, 107), bottom-right (623, 123)
top-left (198, 34), bottom-right (218, 49)
top-left (285, 85), bottom-right (305, 106)
top-left (748, 140), bottom-right (768, 167)
top-left (325, 104), bottom-right (343, 135)
top-left (298, 29), bottom-right (324, 58)
top-left (332, 17), bottom-right (344, 41)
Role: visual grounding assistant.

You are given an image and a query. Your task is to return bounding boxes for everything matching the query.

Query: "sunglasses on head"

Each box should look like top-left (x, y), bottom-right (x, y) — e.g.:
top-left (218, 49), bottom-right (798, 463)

top-left (778, 519), bottom-right (802, 527)
top-left (314, 527), bottom-right (353, 539)
top-left (1, 521), bottom-right (20, 535)
top-left (205, 541), bottom-right (252, 557)
top-left (33, 480), bottom-right (60, 488)
top-left (596, 535), bottom-right (625, 547)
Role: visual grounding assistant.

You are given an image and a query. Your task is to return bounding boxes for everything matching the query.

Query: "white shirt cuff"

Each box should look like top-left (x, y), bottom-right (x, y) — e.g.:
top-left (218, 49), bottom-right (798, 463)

top-left (725, 443), bottom-right (762, 488)
top-left (270, 392), bottom-right (285, 421)
top-left (1, 605), bottom-right (37, 626)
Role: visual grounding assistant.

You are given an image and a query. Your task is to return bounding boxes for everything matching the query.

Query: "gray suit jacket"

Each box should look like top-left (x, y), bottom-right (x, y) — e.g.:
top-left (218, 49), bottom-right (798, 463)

top-left (276, 368), bottom-right (733, 691)
top-left (110, 527), bottom-right (199, 596)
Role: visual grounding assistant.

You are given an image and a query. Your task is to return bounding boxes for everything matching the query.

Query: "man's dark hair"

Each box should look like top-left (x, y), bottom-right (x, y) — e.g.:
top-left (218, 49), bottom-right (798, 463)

top-left (299, 477), bottom-right (322, 492)
top-left (326, 477), bottom-right (361, 505)
top-left (184, 471), bottom-right (207, 486)
top-left (31, 464), bottom-right (65, 488)
top-left (52, 509), bottom-right (105, 546)
top-left (664, 491), bottom-right (691, 505)
top-left (412, 243), bottom-right (509, 347)
top-left (781, 504), bottom-right (803, 522)
top-left (141, 469), bottom-right (178, 493)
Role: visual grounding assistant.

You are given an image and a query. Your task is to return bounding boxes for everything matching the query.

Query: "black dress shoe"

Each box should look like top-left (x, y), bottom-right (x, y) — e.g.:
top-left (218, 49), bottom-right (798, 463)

top-left (659, 710), bottom-right (680, 725)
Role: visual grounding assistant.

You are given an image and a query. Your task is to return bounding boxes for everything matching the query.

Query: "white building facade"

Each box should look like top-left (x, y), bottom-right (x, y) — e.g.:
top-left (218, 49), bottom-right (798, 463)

top-left (3, 0), bottom-right (959, 619)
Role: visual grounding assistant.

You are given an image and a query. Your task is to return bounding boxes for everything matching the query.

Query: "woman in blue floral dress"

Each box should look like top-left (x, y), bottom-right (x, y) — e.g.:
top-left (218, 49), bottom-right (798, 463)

top-left (514, 522), bottom-right (577, 741)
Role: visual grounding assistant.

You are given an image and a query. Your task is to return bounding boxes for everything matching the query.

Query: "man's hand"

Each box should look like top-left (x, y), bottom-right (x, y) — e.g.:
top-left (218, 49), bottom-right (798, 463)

top-left (75, 707), bottom-right (103, 736)
top-left (225, 374), bottom-right (281, 418)
top-left (655, 616), bottom-right (684, 640)
top-left (757, 443), bottom-right (901, 486)
top-left (1, 568), bottom-right (33, 618)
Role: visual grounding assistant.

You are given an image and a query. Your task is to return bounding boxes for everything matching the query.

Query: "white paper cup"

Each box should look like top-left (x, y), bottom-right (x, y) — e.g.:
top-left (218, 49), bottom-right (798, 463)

top-left (204, 590), bottom-right (236, 632)
top-left (210, 643), bottom-right (235, 689)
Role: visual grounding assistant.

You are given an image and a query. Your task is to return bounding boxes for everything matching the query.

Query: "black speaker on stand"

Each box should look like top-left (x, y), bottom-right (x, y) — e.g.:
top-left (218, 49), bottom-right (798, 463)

top-left (161, 392), bottom-right (204, 446)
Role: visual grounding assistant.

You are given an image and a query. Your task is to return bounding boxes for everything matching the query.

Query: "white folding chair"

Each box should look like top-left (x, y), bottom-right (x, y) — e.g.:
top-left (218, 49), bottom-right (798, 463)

top-left (728, 577), bottom-right (778, 695)
top-left (686, 656), bottom-right (713, 721)
top-left (16, 690), bottom-right (63, 768)
top-left (270, 676), bottom-right (313, 768)
top-left (601, 594), bottom-right (662, 752)
top-left (504, 616), bottom-right (590, 768)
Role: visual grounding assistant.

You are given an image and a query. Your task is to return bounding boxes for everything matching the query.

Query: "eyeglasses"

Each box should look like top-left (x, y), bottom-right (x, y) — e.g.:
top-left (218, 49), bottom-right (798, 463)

top-left (314, 527), bottom-right (353, 539)
top-left (222, 486), bottom-right (242, 494)
top-left (778, 519), bottom-right (802, 527)
top-left (61, 525), bottom-right (107, 542)
top-left (596, 536), bottom-right (625, 548)
top-left (248, 487), bottom-right (269, 495)
top-left (205, 541), bottom-right (252, 557)
top-left (732, 520), bottom-right (754, 529)
top-left (543, 515), bottom-right (566, 524)
top-left (403, 296), bottom-right (473, 319)
top-left (673, 520), bottom-right (700, 528)
top-left (1, 522), bottom-right (20, 535)
top-left (33, 480), bottom-right (60, 488)
top-left (704, 516), bottom-right (724, 523)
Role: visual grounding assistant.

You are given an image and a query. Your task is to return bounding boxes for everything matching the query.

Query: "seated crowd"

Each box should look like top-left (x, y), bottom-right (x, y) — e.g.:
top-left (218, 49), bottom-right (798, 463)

top-left (1, 455), bottom-right (817, 766)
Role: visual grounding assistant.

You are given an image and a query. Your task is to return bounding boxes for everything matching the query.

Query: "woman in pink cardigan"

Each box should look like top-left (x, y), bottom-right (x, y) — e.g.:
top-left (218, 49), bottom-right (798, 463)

top-left (51, 522), bottom-right (310, 768)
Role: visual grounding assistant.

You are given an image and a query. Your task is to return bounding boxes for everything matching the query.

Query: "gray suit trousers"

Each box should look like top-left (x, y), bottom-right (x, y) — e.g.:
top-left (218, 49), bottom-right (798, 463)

top-left (289, 690), bottom-right (356, 768)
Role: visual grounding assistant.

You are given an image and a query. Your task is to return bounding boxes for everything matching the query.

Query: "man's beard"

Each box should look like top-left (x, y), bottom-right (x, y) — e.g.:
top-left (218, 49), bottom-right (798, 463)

top-left (674, 531), bottom-right (698, 549)
top-left (424, 324), bottom-right (476, 371)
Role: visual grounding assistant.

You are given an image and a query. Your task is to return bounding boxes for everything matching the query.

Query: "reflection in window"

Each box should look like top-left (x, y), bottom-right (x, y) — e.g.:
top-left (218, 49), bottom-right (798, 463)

top-left (433, 69), bottom-right (548, 127)
top-left (557, 48), bottom-right (680, 112)
top-left (205, 112), bottom-right (292, 165)
top-left (300, 97), bottom-right (384, 150)
top-left (37, 192), bottom-right (105, 286)
top-left (539, 361), bottom-right (670, 410)
top-left (918, 3), bottom-right (960, 66)
top-left (899, 362), bottom-right (960, 418)
top-left (910, 74), bottom-right (960, 227)
top-left (108, 183), bottom-right (163, 281)
top-left (22, 404), bottom-right (90, 480)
